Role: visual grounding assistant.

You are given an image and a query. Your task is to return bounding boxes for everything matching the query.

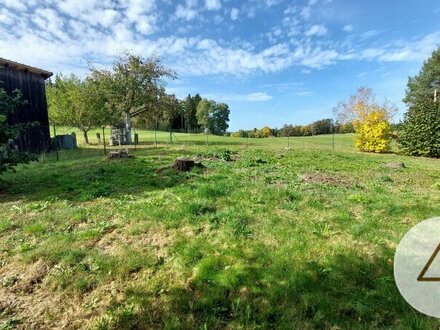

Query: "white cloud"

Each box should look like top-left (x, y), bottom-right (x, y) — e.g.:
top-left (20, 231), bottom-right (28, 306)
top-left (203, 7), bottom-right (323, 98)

top-left (125, 0), bottom-right (155, 22)
top-left (3, 0), bottom-right (27, 11)
top-left (284, 5), bottom-right (297, 15)
top-left (359, 29), bottom-right (379, 40)
top-left (293, 90), bottom-right (314, 96)
top-left (175, 4), bottom-right (198, 20)
top-left (299, 48), bottom-right (338, 68)
top-left (205, 0), bottom-right (221, 10)
top-left (305, 25), bottom-right (328, 37)
top-left (300, 6), bottom-right (311, 19)
top-left (135, 14), bottom-right (157, 35)
top-left (343, 25), bottom-right (353, 32)
top-left (1, 0), bottom-right (439, 79)
top-left (356, 32), bottom-right (440, 63)
top-left (260, 82), bottom-right (314, 96)
top-left (205, 92), bottom-right (273, 102)
top-left (244, 92), bottom-right (272, 101)
top-left (230, 8), bottom-right (239, 20)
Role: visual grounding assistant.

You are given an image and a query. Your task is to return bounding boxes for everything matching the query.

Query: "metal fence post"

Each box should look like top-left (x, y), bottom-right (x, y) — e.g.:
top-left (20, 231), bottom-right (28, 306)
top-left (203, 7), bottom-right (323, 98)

top-left (169, 125), bottom-right (173, 144)
top-left (53, 125), bottom-right (59, 161)
top-left (332, 127), bottom-right (335, 151)
top-left (155, 118), bottom-right (158, 148)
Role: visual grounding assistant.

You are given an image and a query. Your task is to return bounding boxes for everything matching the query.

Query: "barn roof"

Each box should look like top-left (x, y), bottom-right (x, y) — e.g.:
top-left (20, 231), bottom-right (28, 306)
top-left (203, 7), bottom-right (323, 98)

top-left (0, 58), bottom-right (53, 79)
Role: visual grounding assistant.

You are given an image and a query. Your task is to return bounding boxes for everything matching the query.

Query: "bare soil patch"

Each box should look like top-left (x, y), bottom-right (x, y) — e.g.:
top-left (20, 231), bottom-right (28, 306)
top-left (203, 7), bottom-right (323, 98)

top-left (300, 172), bottom-right (355, 187)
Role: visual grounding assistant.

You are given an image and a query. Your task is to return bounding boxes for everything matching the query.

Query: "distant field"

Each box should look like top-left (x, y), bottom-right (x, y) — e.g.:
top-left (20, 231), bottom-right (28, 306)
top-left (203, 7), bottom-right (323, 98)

top-left (1, 130), bottom-right (439, 328)
top-left (51, 126), bottom-right (357, 155)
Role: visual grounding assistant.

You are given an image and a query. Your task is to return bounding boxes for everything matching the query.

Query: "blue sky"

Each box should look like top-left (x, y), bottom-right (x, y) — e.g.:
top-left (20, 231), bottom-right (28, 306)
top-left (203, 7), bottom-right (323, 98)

top-left (1, 0), bottom-right (440, 131)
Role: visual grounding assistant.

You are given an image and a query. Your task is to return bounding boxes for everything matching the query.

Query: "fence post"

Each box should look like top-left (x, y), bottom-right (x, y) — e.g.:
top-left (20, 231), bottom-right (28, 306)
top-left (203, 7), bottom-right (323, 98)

top-left (288, 135), bottom-right (290, 148)
top-left (246, 132), bottom-right (249, 148)
top-left (155, 118), bottom-right (158, 148)
top-left (332, 126), bottom-right (335, 151)
top-left (134, 131), bottom-right (138, 151)
top-left (53, 125), bottom-right (59, 161)
top-left (102, 127), bottom-right (106, 156)
top-left (169, 125), bottom-right (173, 144)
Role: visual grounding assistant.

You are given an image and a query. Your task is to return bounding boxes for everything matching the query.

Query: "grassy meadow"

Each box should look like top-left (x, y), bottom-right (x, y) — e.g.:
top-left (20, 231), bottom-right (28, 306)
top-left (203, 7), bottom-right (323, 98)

top-left (1, 130), bottom-right (440, 329)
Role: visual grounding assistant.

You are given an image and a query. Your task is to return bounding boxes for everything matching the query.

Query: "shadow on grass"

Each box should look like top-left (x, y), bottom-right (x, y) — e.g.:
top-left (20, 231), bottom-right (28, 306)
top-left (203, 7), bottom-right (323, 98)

top-left (96, 244), bottom-right (430, 329)
top-left (0, 147), bottom-right (198, 203)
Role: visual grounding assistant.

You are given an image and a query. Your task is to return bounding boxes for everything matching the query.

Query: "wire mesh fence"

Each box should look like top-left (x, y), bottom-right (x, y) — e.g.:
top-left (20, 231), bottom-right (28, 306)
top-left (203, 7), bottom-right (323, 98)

top-left (35, 126), bottom-right (359, 163)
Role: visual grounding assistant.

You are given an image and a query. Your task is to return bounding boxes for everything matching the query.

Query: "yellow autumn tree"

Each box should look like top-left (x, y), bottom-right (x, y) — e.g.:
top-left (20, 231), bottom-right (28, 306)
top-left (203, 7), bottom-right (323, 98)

top-left (261, 126), bottom-right (272, 138)
top-left (334, 87), bottom-right (396, 153)
top-left (354, 110), bottom-right (391, 152)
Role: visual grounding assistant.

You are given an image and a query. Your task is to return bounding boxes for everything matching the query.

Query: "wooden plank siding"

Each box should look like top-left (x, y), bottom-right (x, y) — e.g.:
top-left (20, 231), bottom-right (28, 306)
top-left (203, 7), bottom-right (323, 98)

top-left (0, 60), bottom-right (52, 153)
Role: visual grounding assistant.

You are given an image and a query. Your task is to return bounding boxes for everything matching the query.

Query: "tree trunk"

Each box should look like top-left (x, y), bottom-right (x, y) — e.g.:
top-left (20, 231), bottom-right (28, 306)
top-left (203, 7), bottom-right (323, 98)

top-left (83, 130), bottom-right (89, 144)
top-left (125, 112), bottom-right (132, 144)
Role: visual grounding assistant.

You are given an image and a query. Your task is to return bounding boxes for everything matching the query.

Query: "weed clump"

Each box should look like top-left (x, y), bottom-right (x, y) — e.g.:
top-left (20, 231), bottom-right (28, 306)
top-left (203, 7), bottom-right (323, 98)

top-left (196, 149), bottom-right (232, 161)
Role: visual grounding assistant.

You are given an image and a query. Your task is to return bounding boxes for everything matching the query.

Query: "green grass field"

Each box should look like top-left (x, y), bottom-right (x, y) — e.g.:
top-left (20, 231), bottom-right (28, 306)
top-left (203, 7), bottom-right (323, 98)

top-left (1, 131), bottom-right (440, 329)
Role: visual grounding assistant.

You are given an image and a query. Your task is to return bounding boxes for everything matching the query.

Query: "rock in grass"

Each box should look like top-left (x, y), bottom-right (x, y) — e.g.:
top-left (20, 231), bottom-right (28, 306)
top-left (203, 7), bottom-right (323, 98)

top-left (107, 150), bottom-right (134, 159)
top-left (385, 162), bottom-right (405, 169)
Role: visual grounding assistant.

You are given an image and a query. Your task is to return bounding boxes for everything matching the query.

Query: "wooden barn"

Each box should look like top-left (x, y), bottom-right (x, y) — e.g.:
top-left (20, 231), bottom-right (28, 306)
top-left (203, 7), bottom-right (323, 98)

top-left (0, 58), bottom-right (53, 153)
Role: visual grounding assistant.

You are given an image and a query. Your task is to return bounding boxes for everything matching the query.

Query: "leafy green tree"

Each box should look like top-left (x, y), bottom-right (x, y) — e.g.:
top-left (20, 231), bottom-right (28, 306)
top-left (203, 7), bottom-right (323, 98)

top-left (196, 99), bottom-right (230, 135)
top-left (400, 48), bottom-right (440, 157)
top-left (183, 93), bottom-right (201, 132)
top-left (311, 118), bottom-right (333, 135)
top-left (90, 52), bottom-right (176, 144)
top-left (0, 82), bottom-right (33, 173)
top-left (46, 74), bottom-right (110, 144)
top-left (196, 99), bottom-right (211, 132)
top-left (212, 102), bottom-right (230, 135)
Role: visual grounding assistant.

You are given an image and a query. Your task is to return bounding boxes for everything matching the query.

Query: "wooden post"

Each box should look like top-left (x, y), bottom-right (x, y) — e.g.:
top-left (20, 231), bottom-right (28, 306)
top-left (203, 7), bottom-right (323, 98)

top-left (102, 127), bottom-right (106, 155)
top-left (134, 131), bottom-right (138, 151)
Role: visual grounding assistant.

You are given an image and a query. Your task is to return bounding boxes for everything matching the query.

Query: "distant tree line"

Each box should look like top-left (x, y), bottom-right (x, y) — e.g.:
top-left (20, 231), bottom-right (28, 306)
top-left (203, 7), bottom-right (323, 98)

top-left (46, 52), bottom-right (230, 144)
top-left (230, 119), bottom-right (354, 138)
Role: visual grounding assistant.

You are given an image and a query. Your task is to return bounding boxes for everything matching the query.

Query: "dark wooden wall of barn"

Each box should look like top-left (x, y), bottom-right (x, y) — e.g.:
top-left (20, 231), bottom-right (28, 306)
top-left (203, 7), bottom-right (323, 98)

top-left (0, 67), bottom-right (50, 153)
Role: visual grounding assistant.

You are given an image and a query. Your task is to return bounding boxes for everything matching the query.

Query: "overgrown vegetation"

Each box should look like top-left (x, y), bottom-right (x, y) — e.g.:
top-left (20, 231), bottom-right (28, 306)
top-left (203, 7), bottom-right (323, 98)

top-left (1, 136), bottom-right (439, 328)
top-left (0, 78), bottom-right (34, 174)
